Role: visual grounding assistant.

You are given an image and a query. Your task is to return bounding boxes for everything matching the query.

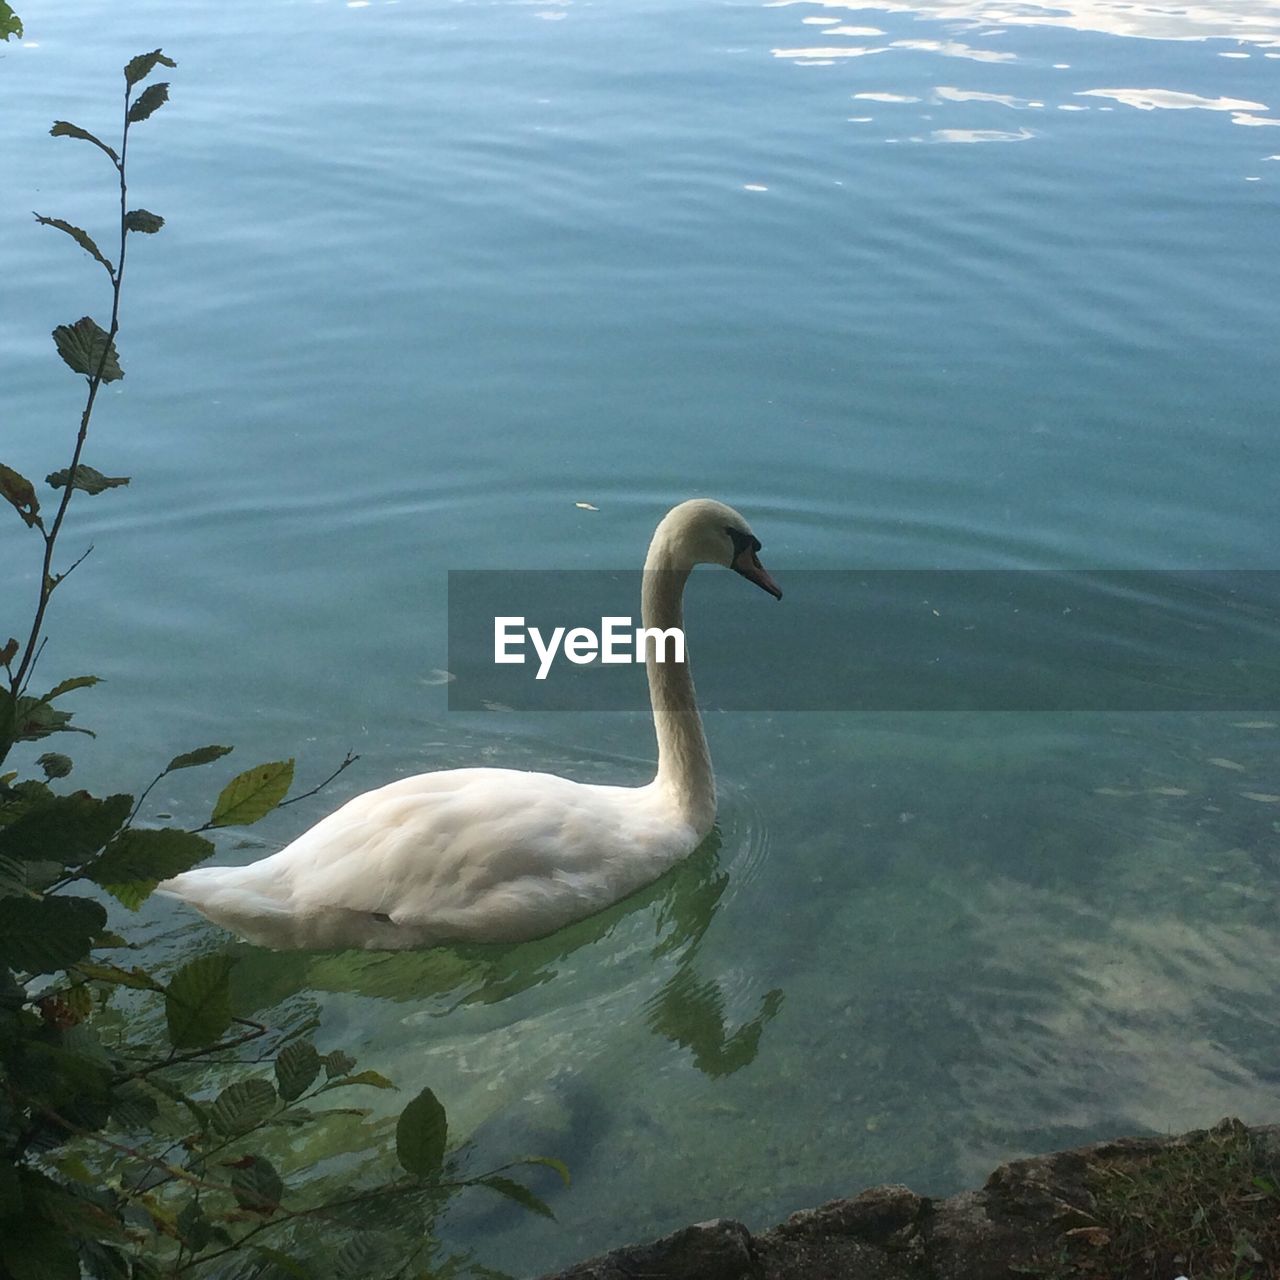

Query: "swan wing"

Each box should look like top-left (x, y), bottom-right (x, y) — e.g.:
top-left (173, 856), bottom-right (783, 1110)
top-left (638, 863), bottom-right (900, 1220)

top-left (159, 768), bottom-right (693, 947)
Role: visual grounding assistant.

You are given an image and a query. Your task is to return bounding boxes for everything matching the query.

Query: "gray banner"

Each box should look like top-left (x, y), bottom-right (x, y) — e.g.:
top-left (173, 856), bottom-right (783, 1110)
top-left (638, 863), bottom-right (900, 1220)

top-left (446, 570), bottom-right (1280, 711)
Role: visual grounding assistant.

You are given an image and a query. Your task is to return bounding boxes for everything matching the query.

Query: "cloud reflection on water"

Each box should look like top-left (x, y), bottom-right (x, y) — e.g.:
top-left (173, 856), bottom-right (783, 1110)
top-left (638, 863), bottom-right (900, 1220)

top-left (1076, 87), bottom-right (1267, 111)
top-left (767, 0), bottom-right (1280, 46)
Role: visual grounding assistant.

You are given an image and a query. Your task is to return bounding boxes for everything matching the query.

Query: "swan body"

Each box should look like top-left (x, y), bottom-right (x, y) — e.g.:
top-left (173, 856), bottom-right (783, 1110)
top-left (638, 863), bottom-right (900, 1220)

top-left (157, 499), bottom-right (781, 950)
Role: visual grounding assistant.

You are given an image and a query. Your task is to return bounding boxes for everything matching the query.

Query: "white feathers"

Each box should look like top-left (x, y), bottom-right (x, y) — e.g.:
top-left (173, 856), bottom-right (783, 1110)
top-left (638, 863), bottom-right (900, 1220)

top-left (157, 499), bottom-right (775, 950)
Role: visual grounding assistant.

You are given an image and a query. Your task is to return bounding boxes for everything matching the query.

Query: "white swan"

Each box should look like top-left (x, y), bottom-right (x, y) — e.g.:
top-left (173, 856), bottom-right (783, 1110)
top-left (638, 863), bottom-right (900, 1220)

top-left (157, 499), bottom-right (781, 950)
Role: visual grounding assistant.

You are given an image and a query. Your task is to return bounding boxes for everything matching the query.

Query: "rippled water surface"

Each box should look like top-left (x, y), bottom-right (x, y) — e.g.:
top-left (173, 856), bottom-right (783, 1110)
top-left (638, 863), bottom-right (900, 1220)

top-left (3, 0), bottom-right (1280, 1272)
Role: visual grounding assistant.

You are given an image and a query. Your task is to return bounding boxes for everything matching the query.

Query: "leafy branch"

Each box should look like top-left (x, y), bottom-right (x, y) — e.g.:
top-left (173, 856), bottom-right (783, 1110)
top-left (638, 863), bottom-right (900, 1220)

top-left (2, 49), bottom-right (175, 761)
top-left (1, 53), bottom-right (570, 1280)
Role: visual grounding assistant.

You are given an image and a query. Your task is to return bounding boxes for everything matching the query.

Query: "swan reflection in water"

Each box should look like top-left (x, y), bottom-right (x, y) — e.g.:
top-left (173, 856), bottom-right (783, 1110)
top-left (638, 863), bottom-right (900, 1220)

top-left (227, 824), bottom-right (784, 1082)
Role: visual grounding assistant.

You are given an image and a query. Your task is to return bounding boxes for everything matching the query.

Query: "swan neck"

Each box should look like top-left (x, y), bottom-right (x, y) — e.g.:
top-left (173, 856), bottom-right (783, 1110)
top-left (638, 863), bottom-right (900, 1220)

top-left (642, 535), bottom-right (715, 833)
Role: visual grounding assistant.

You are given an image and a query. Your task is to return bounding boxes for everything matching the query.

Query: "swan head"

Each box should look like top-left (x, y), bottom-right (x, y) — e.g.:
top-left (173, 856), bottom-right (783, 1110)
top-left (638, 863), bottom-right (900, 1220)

top-left (652, 499), bottom-right (782, 599)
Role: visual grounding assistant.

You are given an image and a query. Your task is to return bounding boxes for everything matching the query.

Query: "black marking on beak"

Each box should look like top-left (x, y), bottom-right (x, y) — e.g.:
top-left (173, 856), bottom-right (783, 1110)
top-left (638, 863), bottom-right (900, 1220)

top-left (727, 527), bottom-right (782, 599)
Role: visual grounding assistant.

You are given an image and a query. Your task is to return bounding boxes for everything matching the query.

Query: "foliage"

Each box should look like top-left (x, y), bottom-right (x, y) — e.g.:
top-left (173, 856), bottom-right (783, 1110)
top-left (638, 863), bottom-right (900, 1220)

top-left (0, 3), bottom-right (20, 42)
top-left (2, 52), bottom-right (566, 1279)
top-left (1059, 1119), bottom-right (1280, 1280)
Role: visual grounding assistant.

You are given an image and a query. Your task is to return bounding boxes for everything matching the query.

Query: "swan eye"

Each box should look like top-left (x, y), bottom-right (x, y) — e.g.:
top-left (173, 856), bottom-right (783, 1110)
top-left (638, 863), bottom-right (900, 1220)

top-left (725, 526), bottom-right (762, 556)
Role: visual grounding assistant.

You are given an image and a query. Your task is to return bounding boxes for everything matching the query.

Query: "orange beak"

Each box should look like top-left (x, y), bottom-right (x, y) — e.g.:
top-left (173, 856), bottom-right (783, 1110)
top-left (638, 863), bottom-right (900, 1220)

top-left (732, 547), bottom-right (782, 600)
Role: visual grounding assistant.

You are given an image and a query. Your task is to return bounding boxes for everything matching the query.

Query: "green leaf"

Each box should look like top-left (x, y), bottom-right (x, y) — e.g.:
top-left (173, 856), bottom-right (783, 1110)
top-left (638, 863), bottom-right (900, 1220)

top-left (0, 894), bottom-right (107, 972)
top-left (127, 82), bottom-right (169, 123)
top-left (25, 1174), bottom-right (126, 1241)
top-left (249, 1248), bottom-right (308, 1279)
top-left (229, 1158), bottom-right (284, 1215)
top-left (265, 1107), bottom-right (316, 1127)
top-left (210, 759), bottom-right (294, 827)
top-left (175, 1202), bottom-right (212, 1252)
top-left (101, 881), bottom-right (152, 910)
top-left (72, 961), bottom-right (160, 990)
top-left (1, 5), bottom-right (22, 42)
top-left (89, 828), bottom-right (213, 888)
top-left (0, 854), bottom-right (27, 898)
top-left (41, 676), bottom-right (101, 703)
top-left (36, 753), bottom-right (72, 780)
top-left (10, 697), bottom-right (91, 744)
top-left (478, 1174), bottom-right (555, 1220)
top-left (52, 317), bottom-right (123, 382)
top-left (22, 861), bottom-right (62, 892)
top-left (164, 953), bottom-right (233, 1049)
top-left (78, 1244), bottom-right (129, 1280)
top-left (0, 463), bottom-right (40, 528)
top-left (0, 792), bottom-right (131, 864)
top-left (49, 121), bottom-right (119, 166)
top-left (274, 1040), bottom-right (321, 1101)
top-left (210, 1078), bottom-right (277, 1135)
top-left (318, 1069), bottom-right (396, 1093)
top-left (321, 1049), bottom-right (356, 1079)
top-left (229, 1157), bottom-right (284, 1213)
top-left (111, 1081), bottom-right (159, 1130)
top-left (395, 1086), bottom-right (447, 1179)
top-left (145, 1075), bottom-right (211, 1133)
top-left (124, 209), bottom-right (164, 234)
top-left (46, 466), bottom-right (129, 495)
top-left (124, 49), bottom-right (176, 86)
top-left (519, 1154), bottom-right (571, 1187)
top-left (334, 1236), bottom-right (387, 1280)
top-left (33, 215), bottom-right (114, 276)
top-left (229, 1167), bottom-right (284, 1213)
top-left (165, 744), bottom-right (232, 773)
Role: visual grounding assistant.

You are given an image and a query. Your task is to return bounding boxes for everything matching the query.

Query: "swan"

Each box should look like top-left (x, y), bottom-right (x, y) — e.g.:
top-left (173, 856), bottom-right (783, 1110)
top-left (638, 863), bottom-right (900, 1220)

top-left (156, 499), bottom-right (781, 950)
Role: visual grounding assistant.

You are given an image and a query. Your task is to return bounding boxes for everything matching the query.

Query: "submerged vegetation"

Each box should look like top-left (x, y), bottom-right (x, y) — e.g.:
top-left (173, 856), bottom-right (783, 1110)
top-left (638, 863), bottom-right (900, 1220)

top-left (1, 53), bottom-right (562, 1280)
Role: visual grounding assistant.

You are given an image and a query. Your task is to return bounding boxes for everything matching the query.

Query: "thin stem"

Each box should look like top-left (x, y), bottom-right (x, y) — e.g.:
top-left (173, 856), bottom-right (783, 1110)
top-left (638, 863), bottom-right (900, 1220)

top-left (112, 1016), bottom-right (271, 1085)
top-left (10, 1090), bottom-right (222, 1196)
top-left (276, 751), bottom-right (360, 809)
top-left (128, 765), bottom-right (170, 825)
top-left (175, 1178), bottom-right (459, 1275)
top-left (11, 81), bottom-right (133, 698)
top-left (189, 752), bottom-right (361, 833)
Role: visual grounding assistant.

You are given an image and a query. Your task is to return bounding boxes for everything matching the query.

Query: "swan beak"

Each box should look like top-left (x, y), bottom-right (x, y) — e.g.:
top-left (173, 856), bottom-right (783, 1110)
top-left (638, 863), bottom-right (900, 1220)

top-left (733, 549), bottom-right (783, 600)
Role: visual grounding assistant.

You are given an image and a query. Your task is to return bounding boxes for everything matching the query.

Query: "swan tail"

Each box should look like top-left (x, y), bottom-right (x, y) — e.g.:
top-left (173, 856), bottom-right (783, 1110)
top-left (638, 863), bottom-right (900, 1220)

top-left (156, 866), bottom-right (404, 950)
top-left (156, 867), bottom-right (294, 922)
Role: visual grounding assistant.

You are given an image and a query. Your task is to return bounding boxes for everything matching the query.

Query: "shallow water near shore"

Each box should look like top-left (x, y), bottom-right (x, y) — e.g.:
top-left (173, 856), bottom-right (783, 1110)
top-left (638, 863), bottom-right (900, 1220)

top-left (3, 0), bottom-right (1280, 1272)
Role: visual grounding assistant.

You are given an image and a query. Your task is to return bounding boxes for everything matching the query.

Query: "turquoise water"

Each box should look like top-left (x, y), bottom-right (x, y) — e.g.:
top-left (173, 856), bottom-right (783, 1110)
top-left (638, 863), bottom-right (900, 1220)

top-left (4, 0), bottom-right (1280, 1271)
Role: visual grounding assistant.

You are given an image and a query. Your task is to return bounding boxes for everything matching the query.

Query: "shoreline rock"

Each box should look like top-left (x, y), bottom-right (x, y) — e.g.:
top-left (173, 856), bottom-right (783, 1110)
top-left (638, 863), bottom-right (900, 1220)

top-left (538, 1117), bottom-right (1278, 1280)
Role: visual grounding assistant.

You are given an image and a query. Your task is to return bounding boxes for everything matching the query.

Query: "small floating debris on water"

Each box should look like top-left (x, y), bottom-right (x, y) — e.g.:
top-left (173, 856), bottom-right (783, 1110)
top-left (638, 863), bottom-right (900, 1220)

top-left (1208, 757), bottom-right (1247, 772)
top-left (1150, 786), bottom-right (1189, 796)
top-left (1241, 792), bottom-right (1280, 804)
top-left (418, 669), bottom-right (456, 686)
top-left (743, 183), bottom-right (769, 192)
top-left (1232, 720), bottom-right (1276, 729)
top-left (575, 501), bottom-right (599, 511)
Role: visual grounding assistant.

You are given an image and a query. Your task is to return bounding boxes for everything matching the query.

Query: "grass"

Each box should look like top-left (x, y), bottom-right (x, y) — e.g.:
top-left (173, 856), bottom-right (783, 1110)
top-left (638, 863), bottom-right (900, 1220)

top-left (1062, 1120), bottom-right (1280, 1280)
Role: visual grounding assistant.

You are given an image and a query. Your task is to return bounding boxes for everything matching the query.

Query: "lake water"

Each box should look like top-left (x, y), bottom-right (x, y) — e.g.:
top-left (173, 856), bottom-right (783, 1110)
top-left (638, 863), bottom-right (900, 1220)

top-left (4, 0), bottom-right (1280, 1272)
